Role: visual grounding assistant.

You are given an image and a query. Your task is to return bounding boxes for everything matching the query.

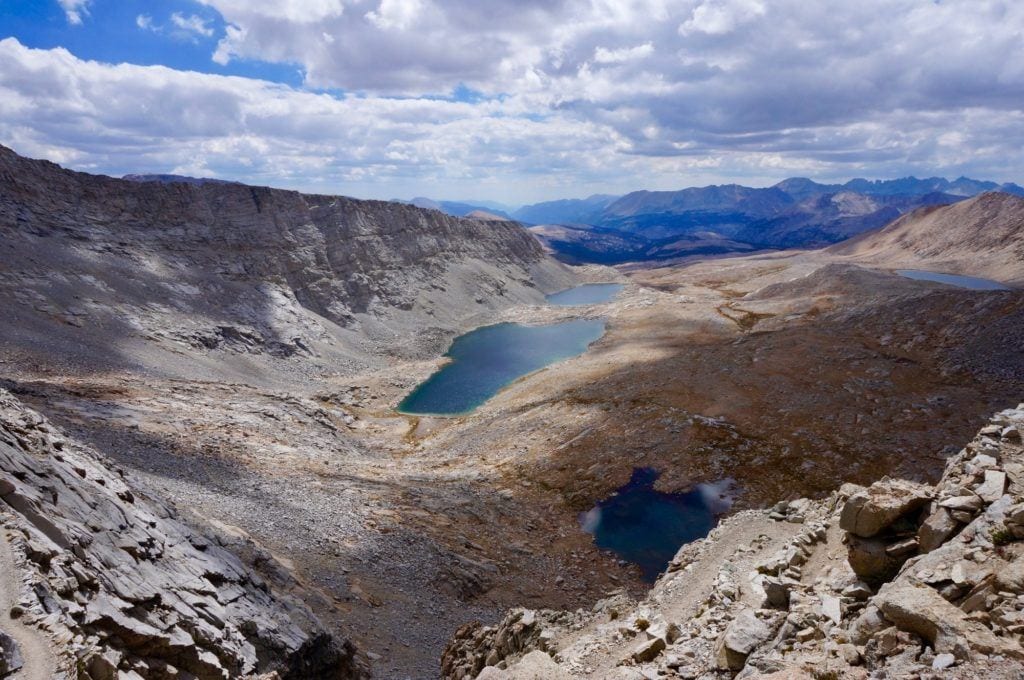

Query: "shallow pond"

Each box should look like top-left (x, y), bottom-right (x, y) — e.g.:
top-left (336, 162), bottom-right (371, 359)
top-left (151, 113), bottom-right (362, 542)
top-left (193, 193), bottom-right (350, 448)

top-left (398, 319), bottom-right (606, 416)
top-left (546, 283), bottom-right (623, 306)
top-left (896, 269), bottom-right (1010, 291)
top-left (580, 468), bottom-right (733, 581)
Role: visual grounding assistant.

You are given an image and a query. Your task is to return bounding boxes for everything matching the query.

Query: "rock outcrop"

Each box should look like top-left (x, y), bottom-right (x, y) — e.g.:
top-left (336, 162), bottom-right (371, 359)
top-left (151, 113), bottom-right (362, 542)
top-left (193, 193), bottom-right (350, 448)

top-left (0, 630), bottom-right (22, 676)
top-left (0, 389), bottom-right (367, 678)
top-left (446, 403), bottom-right (1024, 678)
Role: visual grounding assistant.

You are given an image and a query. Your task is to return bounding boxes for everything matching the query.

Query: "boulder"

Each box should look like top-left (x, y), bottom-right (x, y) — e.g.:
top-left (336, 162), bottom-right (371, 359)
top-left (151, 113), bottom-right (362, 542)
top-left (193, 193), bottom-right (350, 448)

top-left (1006, 503), bottom-right (1024, 526)
top-left (850, 605), bottom-right (888, 645)
top-left (938, 494), bottom-right (984, 513)
top-left (874, 582), bottom-right (1020, 660)
top-left (0, 630), bottom-right (23, 677)
top-left (994, 558), bottom-right (1024, 594)
top-left (846, 535), bottom-right (905, 584)
top-left (715, 609), bottom-right (770, 671)
top-left (476, 651), bottom-right (572, 680)
top-left (645, 621), bottom-right (681, 644)
top-left (975, 470), bottom-right (1007, 503)
top-left (839, 479), bottom-right (931, 538)
top-left (918, 507), bottom-right (959, 553)
top-left (631, 636), bottom-right (666, 663)
top-left (820, 594), bottom-right (842, 625)
top-left (762, 577), bottom-right (791, 609)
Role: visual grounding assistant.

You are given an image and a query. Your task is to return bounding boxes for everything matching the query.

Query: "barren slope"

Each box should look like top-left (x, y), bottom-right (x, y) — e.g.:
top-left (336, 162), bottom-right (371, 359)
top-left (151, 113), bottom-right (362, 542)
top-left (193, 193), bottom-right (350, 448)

top-left (0, 144), bottom-right (572, 382)
top-left (830, 191), bottom-right (1024, 285)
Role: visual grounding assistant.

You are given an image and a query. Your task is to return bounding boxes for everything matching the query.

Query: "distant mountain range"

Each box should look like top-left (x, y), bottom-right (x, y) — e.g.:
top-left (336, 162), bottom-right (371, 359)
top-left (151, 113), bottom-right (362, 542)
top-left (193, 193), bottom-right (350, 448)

top-left (511, 176), bottom-right (1024, 265)
top-left (136, 173), bottom-right (1022, 266)
top-left (403, 197), bottom-right (516, 220)
top-left (511, 194), bottom-right (620, 225)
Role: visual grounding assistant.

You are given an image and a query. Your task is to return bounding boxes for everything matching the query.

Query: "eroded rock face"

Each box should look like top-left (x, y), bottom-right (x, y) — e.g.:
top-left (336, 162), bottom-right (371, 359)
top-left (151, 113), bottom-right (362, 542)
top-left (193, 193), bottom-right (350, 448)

top-left (0, 390), bottom-right (367, 679)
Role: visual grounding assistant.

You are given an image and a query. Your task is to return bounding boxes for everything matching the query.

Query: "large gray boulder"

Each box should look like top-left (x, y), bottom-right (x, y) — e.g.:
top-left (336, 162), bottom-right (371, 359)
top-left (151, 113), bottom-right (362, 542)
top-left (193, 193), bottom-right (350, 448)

top-left (0, 630), bottom-right (23, 677)
top-left (840, 478), bottom-right (932, 538)
top-left (917, 506), bottom-right (960, 553)
top-left (715, 609), bottom-right (771, 671)
top-left (874, 582), bottom-right (1020, 660)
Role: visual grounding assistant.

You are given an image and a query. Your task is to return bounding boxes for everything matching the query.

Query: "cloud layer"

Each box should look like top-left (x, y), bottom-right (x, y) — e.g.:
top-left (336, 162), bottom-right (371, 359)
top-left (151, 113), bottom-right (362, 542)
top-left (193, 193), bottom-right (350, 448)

top-left (2, 0), bottom-right (1024, 202)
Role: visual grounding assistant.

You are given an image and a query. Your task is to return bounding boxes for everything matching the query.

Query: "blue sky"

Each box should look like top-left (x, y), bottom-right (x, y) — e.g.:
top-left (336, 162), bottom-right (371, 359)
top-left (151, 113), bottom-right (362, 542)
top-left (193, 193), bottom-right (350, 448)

top-left (0, 0), bottom-right (304, 84)
top-left (0, 0), bottom-right (1022, 204)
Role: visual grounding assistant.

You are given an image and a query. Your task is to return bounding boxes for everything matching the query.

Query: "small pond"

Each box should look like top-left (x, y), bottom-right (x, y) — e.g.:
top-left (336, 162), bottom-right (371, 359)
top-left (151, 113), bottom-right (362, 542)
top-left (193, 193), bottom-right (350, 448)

top-left (397, 319), bottom-right (606, 416)
top-left (580, 468), bottom-right (733, 581)
top-left (546, 283), bottom-right (624, 306)
top-left (896, 269), bottom-right (1010, 291)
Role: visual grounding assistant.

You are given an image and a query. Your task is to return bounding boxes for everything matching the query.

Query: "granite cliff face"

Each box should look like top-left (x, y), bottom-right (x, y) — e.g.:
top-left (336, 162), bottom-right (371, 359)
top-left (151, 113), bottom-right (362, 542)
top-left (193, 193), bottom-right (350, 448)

top-left (0, 144), bottom-right (571, 378)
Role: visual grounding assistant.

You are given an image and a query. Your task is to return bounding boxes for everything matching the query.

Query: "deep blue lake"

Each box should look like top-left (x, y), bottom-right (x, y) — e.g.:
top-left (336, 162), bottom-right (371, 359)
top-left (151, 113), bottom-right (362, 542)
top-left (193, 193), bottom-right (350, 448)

top-left (397, 319), bottom-right (606, 416)
top-left (896, 269), bottom-right (1010, 291)
top-left (546, 283), bottom-right (624, 306)
top-left (581, 468), bottom-right (732, 581)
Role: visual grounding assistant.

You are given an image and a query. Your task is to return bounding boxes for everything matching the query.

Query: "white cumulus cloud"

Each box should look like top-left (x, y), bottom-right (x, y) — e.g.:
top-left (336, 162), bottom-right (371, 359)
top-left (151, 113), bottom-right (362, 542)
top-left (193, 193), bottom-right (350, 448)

top-left (366, 0), bottom-right (425, 31)
top-left (57, 0), bottom-right (90, 25)
top-left (7, 0), bottom-right (1024, 200)
top-left (171, 13), bottom-right (215, 39)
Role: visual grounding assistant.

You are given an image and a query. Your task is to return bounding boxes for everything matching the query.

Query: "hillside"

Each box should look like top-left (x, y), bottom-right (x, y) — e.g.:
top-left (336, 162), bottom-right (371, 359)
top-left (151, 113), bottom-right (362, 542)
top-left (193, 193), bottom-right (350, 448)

top-left (0, 144), bottom-right (572, 380)
top-left (831, 192), bottom-right (1024, 285)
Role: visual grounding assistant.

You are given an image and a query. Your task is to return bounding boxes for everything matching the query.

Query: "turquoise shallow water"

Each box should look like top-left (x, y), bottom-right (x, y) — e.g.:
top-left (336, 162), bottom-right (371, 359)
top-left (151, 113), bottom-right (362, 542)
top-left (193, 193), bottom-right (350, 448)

top-left (397, 319), bottom-right (606, 416)
top-left (546, 283), bottom-right (623, 306)
top-left (896, 269), bottom-right (1010, 290)
top-left (580, 468), bottom-right (732, 581)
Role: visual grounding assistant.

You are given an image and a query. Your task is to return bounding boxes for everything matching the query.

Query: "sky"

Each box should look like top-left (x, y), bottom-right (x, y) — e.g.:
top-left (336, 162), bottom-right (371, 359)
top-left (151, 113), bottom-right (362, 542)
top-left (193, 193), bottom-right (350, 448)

top-left (1, 0), bottom-right (1023, 205)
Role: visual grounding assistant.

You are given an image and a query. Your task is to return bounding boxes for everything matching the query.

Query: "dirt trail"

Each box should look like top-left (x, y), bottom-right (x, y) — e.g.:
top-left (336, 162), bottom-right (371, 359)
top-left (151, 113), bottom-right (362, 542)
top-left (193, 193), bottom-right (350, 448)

top-left (560, 515), bottom-right (802, 676)
top-left (0, 528), bottom-right (58, 680)
top-left (661, 516), bottom-right (799, 621)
